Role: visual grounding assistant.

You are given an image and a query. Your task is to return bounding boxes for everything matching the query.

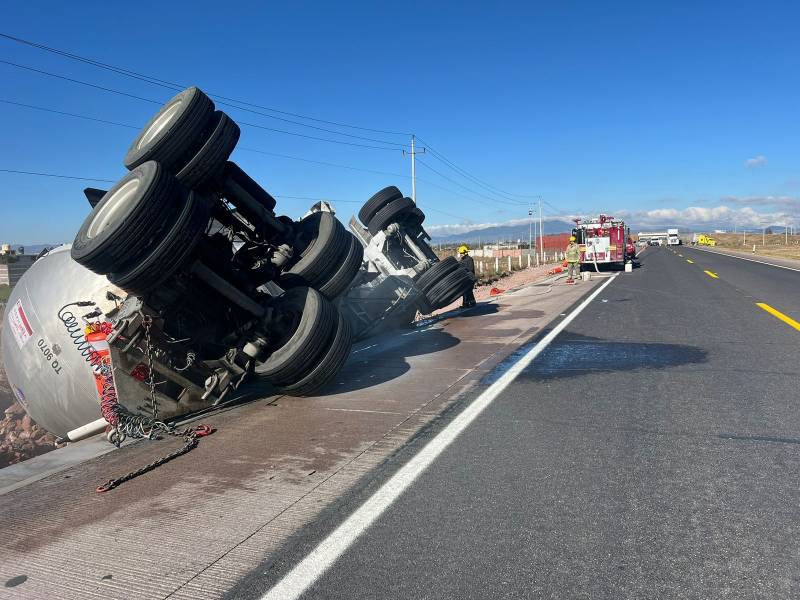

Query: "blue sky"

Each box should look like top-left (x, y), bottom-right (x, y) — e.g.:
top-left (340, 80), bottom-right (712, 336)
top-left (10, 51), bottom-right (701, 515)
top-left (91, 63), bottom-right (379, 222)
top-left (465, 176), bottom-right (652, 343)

top-left (1, 0), bottom-right (798, 243)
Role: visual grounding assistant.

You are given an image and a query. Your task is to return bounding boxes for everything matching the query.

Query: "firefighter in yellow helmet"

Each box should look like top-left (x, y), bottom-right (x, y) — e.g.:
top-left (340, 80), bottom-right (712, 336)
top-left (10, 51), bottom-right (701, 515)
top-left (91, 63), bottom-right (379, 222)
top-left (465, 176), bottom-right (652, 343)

top-left (457, 245), bottom-right (476, 308)
top-left (565, 235), bottom-right (581, 283)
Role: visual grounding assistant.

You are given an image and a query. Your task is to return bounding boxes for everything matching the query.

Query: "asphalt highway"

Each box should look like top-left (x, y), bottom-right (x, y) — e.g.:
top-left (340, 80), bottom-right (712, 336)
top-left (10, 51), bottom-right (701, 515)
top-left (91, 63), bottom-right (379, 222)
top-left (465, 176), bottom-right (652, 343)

top-left (234, 246), bottom-right (800, 599)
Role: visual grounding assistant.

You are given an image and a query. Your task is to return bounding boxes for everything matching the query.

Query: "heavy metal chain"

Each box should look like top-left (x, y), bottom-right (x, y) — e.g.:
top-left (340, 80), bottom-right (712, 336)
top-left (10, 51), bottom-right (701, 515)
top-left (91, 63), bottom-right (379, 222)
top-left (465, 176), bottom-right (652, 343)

top-left (96, 313), bottom-right (215, 492)
top-left (96, 425), bottom-right (214, 493)
top-left (141, 314), bottom-right (160, 425)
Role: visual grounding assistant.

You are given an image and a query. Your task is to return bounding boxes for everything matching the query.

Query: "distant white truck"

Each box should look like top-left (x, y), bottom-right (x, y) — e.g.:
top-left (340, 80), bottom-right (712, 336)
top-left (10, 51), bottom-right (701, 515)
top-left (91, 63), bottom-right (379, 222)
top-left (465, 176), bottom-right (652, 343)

top-left (667, 228), bottom-right (681, 245)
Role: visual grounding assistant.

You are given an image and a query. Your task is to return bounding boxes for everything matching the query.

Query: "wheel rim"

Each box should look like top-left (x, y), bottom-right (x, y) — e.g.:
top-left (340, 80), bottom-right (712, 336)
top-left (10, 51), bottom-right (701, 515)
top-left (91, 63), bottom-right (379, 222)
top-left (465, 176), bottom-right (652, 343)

top-left (265, 291), bottom-right (306, 352)
top-left (86, 178), bottom-right (140, 239)
top-left (293, 213), bottom-right (327, 259)
top-left (137, 98), bottom-right (183, 150)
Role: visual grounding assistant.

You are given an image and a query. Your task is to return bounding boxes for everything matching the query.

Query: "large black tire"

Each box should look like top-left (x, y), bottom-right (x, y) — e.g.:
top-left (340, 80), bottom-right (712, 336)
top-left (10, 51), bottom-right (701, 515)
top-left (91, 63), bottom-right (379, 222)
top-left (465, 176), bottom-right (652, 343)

top-left (71, 162), bottom-right (183, 275)
top-left (223, 161), bottom-right (277, 211)
top-left (425, 267), bottom-right (475, 310)
top-left (280, 212), bottom-right (349, 288)
top-left (402, 206), bottom-right (425, 227)
top-left (124, 87), bottom-right (215, 171)
top-left (318, 235), bottom-right (364, 299)
top-left (368, 197), bottom-right (416, 235)
top-left (176, 111), bottom-right (240, 190)
top-left (358, 186), bottom-right (403, 226)
top-left (108, 192), bottom-right (210, 294)
top-left (414, 256), bottom-right (460, 294)
top-left (278, 308), bottom-right (353, 396)
top-left (257, 287), bottom-right (337, 384)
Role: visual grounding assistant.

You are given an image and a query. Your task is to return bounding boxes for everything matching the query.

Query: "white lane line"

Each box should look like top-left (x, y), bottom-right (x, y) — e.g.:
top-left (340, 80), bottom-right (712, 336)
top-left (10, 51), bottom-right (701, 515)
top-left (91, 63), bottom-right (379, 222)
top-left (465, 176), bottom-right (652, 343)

top-left (351, 344), bottom-right (378, 354)
top-left (260, 274), bottom-right (619, 600)
top-left (691, 247), bottom-right (800, 273)
top-left (324, 408), bottom-right (405, 416)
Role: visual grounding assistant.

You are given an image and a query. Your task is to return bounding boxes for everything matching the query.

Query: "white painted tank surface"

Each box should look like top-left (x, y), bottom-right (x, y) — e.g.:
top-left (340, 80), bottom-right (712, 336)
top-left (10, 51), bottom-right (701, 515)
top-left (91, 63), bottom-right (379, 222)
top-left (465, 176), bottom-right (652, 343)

top-left (1, 245), bottom-right (124, 437)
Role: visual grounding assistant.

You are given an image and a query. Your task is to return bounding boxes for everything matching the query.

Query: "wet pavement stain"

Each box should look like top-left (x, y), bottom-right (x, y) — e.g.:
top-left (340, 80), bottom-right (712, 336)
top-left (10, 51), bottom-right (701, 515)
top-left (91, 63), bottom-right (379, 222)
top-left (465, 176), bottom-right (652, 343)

top-left (5, 575), bottom-right (27, 587)
top-left (524, 336), bottom-right (707, 380)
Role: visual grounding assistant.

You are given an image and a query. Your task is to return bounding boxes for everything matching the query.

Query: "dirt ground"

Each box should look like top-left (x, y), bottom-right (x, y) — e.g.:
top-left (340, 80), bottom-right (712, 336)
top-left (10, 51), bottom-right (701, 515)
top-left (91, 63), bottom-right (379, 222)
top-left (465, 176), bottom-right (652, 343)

top-left (711, 233), bottom-right (800, 261)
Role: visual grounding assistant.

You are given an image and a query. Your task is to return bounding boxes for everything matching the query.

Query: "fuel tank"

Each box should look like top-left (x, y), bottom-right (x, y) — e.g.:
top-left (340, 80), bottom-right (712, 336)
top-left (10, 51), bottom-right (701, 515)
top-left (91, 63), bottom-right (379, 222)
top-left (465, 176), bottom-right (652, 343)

top-left (1, 246), bottom-right (124, 437)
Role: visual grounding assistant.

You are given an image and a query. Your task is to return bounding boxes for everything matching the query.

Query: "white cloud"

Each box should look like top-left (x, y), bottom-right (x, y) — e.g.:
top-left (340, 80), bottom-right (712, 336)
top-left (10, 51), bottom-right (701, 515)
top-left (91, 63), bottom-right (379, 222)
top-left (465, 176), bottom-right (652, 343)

top-left (429, 204), bottom-right (793, 236)
top-left (620, 205), bottom-right (792, 229)
top-left (745, 155), bottom-right (767, 168)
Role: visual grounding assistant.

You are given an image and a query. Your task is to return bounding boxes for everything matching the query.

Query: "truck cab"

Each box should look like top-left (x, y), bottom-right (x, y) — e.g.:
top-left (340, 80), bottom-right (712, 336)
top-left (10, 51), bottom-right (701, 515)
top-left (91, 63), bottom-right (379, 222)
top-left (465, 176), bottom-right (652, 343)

top-left (667, 228), bottom-right (681, 245)
top-left (572, 215), bottom-right (629, 268)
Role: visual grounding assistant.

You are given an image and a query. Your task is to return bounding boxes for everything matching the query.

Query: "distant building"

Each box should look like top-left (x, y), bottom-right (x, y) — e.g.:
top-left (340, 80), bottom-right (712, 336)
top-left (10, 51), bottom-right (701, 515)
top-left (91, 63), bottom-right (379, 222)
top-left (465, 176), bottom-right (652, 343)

top-left (0, 247), bottom-right (37, 287)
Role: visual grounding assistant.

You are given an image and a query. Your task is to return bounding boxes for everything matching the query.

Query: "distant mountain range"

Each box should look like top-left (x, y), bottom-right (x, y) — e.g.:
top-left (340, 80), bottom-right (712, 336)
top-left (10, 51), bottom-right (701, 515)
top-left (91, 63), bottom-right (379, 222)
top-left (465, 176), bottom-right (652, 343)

top-left (430, 220), bottom-right (574, 244)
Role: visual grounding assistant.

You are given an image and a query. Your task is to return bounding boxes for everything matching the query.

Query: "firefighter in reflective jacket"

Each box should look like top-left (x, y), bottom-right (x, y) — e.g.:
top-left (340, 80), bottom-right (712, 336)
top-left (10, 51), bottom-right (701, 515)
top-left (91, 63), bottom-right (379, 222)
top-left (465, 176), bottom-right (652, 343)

top-left (458, 245), bottom-right (476, 307)
top-left (565, 236), bottom-right (581, 283)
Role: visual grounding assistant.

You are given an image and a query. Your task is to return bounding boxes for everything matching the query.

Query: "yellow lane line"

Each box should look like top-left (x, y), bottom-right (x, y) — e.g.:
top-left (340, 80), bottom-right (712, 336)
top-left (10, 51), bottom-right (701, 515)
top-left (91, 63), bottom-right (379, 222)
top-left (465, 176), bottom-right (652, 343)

top-left (704, 270), bottom-right (719, 279)
top-left (686, 259), bottom-right (694, 264)
top-left (757, 303), bottom-right (800, 331)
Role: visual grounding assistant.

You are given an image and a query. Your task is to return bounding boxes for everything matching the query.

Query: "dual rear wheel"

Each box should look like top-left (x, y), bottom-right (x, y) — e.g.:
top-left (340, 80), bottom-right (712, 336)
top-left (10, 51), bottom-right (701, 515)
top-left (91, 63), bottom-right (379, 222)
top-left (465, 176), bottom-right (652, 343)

top-left (359, 186), bottom-right (423, 233)
top-left (414, 257), bottom-right (476, 311)
top-left (71, 161), bottom-right (210, 293)
top-left (124, 87), bottom-right (239, 191)
top-left (257, 287), bottom-right (353, 396)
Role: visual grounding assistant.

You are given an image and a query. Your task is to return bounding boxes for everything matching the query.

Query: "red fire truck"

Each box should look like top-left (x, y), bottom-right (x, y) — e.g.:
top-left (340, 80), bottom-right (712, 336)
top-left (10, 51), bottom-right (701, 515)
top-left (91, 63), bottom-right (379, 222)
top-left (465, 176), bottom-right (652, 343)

top-left (572, 215), bottom-right (633, 268)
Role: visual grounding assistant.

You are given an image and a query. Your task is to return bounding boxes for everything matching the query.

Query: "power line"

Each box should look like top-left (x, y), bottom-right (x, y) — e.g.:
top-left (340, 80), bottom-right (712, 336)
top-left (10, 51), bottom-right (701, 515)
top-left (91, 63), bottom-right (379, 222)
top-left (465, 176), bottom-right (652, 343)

top-left (416, 158), bottom-right (527, 207)
top-left (242, 147), bottom-right (517, 215)
top-left (415, 136), bottom-right (538, 200)
top-left (236, 120), bottom-right (401, 151)
top-left (0, 166), bottom-right (469, 224)
top-left (0, 168), bottom-right (116, 183)
top-left (0, 99), bottom-right (139, 129)
top-left (0, 63), bottom-right (403, 151)
top-left (0, 31), bottom-right (412, 137)
top-left (0, 59), bottom-right (162, 104)
top-left (0, 99), bottom-right (512, 217)
top-left (0, 98), bottom-right (478, 199)
top-left (414, 205), bottom-right (465, 221)
top-left (0, 33), bottom-right (541, 205)
top-left (227, 110), bottom-right (408, 148)
top-left (237, 147), bottom-right (407, 178)
top-left (418, 143), bottom-right (522, 202)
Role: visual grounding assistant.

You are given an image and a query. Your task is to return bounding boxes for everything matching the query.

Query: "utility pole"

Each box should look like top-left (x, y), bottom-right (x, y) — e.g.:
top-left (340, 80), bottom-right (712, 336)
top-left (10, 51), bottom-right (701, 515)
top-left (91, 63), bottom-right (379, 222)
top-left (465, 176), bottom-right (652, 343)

top-left (538, 198), bottom-right (544, 262)
top-left (528, 207), bottom-right (533, 255)
top-left (762, 226), bottom-right (766, 246)
top-left (403, 135), bottom-right (425, 206)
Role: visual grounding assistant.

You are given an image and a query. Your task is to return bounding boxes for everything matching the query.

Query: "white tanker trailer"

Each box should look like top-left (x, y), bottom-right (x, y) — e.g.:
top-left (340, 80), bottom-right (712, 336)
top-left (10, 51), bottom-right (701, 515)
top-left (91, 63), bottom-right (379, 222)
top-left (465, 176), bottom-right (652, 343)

top-left (2, 246), bottom-right (126, 438)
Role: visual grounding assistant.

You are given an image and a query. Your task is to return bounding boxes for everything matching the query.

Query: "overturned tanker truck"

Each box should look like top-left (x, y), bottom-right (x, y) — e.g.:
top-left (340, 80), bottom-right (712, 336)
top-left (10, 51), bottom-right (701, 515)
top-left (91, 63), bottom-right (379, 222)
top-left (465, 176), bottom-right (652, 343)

top-left (1, 87), bottom-right (475, 444)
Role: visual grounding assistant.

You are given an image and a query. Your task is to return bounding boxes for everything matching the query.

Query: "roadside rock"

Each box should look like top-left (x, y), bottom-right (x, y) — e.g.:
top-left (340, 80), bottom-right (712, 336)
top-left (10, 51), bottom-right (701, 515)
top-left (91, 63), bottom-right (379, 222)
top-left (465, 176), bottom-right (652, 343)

top-left (5, 403), bottom-right (24, 417)
top-left (0, 403), bottom-right (59, 469)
